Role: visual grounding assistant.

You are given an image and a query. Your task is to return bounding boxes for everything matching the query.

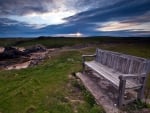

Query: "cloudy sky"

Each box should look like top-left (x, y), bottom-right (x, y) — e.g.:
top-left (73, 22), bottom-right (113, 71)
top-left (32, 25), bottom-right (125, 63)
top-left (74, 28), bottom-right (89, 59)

top-left (0, 0), bottom-right (150, 37)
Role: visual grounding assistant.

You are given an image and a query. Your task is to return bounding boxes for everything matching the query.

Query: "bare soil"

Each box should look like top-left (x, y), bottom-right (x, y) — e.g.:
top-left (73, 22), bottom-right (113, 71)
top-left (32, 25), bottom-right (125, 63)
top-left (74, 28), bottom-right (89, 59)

top-left (0, 47), bottom-right (53, 70)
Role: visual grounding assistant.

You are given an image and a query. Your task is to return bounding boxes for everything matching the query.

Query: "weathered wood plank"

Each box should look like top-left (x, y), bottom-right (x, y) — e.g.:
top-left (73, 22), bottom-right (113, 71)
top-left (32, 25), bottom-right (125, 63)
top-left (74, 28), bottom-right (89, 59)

top-left (85, 61), bottom-right (142, 89)
top-left (118, 76), bottom-right (126, 107)
top-left (76, 72), bottom-right (121, 113)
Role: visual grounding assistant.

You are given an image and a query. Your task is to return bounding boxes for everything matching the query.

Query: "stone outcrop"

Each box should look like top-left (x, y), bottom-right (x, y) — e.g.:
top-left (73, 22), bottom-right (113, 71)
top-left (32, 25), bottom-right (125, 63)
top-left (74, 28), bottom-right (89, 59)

top-left (0, 45), bottom-right (48, 70)
top-left (0, 45), bottom-right (47, 60)
top-left (0, 47), bottom-right (25, 59)
top-left (24, 44), bottom-right (46, 54)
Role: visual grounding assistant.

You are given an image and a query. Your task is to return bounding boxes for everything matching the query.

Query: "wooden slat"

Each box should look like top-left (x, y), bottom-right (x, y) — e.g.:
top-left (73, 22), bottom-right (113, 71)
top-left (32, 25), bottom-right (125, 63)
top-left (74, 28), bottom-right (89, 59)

top-left (95, 48), bottom-right (149, 74)
top-left (84, 61), bottom-right (142, 89)
top-left (97, 48), bottom-right (147, 61)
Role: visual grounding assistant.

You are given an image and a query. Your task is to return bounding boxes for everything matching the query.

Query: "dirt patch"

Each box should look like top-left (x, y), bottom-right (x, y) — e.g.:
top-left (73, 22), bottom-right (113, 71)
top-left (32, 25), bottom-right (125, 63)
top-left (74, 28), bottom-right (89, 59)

top-left (0, 47), bottom-right (4, 53)
top-left (4, 51), bottom-right (50, 70)
top-left (0, 44), bottom-right (88, 70)
top-left (0, 45), bottom-right (50, 70)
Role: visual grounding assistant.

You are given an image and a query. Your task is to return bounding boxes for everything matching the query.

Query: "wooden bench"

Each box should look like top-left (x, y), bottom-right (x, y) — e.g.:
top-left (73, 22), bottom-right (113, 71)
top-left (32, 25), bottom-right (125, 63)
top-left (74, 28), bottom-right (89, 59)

top-left (82, 48), bottom-right (150, 107)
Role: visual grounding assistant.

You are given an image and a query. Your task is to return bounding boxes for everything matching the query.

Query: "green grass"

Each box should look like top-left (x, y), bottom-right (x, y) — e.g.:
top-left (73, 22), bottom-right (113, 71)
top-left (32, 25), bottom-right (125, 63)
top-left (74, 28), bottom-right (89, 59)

top-left (0, 50), bottom-right (104, 113)
top-left (0, 37), bottom-right (150, 48)
top-left (0, 38), bottom-right (150, 113)
top-left (99, 43), bottom-right (150, 58)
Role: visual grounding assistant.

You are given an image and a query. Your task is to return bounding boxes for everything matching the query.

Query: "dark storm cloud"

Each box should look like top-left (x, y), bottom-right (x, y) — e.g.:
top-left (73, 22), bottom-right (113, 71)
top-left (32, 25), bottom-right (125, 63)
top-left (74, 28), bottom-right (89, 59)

top-left (0, 0), bottom-right (52, 15)
top-left (67, 0), bottom-right (150, 23)
top-left (0, 0), bottom-right (121, 16)
top-left (0, 0), bottom-right (150, 37)
top-left (62, 0), bottom-right (150, 36)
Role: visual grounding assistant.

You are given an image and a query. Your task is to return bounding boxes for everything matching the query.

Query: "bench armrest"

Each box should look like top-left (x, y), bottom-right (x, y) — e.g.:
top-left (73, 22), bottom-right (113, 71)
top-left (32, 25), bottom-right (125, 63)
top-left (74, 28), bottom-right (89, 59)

top-left (82, 54), bottom-right (96, 57)
top-left (82, 54), bottom-right (96, 63)
top-left (119, 73), bottom-right (146, 80)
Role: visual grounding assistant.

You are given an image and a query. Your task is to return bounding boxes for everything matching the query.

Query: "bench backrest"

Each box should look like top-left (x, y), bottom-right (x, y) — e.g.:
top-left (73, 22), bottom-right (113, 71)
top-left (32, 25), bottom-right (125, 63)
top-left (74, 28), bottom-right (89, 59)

top-left (95, 49), bottom-right (150, 75)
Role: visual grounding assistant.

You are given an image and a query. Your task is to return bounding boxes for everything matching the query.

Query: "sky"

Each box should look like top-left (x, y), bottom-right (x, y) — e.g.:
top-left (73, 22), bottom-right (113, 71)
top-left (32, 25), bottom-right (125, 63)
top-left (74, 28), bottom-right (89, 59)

top-left (0, 0), bottom-right (150, 37)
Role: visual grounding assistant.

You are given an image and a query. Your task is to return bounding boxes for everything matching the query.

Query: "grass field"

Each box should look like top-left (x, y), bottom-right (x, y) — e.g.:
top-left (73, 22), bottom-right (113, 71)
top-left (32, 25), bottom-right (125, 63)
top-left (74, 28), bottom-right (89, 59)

top-left (0, 38), bottom-right (150, 113)
top-left (0, 37), bottom-right (150, 47)
top-left (0, 49), bottom-right (105, 113)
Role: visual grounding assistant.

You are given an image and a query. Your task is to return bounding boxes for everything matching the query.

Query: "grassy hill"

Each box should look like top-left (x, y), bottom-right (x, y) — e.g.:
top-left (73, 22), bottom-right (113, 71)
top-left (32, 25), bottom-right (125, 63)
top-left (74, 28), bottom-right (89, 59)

top-left (0, 37), bottom-right (150, 47)
top-left (0, 37), bottom-right (150, 113)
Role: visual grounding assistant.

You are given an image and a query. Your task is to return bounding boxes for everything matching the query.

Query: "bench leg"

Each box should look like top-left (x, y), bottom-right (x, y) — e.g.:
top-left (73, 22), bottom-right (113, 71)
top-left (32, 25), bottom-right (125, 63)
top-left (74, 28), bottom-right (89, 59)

top-left (118, 77), bottom-right (126, 108)
top-left (137, 77), bottom-right (146, 100)
top-left (82, 63), bottom-right (85, 74)
top-left (82, 57), bottom-right (85, 74)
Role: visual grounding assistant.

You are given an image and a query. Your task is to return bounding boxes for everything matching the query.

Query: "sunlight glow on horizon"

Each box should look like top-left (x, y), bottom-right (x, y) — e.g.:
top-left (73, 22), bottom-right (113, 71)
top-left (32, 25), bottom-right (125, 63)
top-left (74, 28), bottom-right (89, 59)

top-left (76, 32), bottom-right (82, 37)
top-left (54, 32), bottom-right (84, 37)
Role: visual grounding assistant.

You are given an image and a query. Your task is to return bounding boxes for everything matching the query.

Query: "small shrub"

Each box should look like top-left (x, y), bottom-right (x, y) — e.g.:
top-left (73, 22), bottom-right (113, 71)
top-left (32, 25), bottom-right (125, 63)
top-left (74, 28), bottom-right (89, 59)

top-left (72, 80), bottom-right (84, 91)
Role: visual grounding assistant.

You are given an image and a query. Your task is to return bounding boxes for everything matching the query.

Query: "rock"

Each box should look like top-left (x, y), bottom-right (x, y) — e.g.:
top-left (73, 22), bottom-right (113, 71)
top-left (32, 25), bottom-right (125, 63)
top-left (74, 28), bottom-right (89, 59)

top-left (0, 45), bottom-right (47, 60)
top-left (0, 47), bottom-right (4, 53)
top-left (24, 44), bottom-right (46, 54)
top-left (0, 45), bottom-right (48, 70)
top-left (0, 47), bottom-right (24, 59)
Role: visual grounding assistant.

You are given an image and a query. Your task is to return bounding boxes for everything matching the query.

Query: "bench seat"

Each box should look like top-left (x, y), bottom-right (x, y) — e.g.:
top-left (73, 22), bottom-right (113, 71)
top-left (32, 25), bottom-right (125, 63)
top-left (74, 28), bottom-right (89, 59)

top-left (85, 61), bottom-right (142, 89)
